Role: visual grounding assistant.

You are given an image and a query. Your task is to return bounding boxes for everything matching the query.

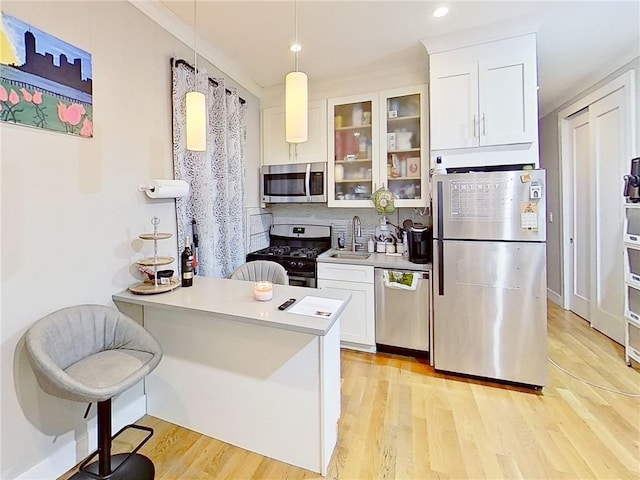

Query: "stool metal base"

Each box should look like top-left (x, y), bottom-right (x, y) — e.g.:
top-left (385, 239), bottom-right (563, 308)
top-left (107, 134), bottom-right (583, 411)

top-left (70, 453), bottom-right (154, 480)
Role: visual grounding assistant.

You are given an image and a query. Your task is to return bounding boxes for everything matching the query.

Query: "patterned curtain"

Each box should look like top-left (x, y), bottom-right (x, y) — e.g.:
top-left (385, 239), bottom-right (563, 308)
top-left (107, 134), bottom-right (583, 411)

top-left (172, 60), bottom-right (247, 278)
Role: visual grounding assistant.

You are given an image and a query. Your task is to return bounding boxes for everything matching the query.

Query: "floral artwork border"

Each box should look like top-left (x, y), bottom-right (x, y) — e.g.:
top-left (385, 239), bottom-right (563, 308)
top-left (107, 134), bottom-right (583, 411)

top-left (0, 12), bottom-right (93, 137)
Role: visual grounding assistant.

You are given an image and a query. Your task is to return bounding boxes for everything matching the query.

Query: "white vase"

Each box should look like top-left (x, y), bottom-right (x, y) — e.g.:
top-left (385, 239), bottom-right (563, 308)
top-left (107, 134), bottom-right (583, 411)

top-left (352, 105), bottom-right (363, 126)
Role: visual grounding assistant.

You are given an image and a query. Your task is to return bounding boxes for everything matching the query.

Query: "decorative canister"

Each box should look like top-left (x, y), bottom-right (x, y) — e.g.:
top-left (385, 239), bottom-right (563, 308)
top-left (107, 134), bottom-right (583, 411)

top-left (352, 105), bottom-right (363, 126)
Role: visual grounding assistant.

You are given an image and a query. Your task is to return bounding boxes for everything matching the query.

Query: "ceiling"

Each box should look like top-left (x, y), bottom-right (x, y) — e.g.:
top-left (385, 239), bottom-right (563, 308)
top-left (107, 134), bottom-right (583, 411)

top-left (157, 0), bottom-right (640, 116)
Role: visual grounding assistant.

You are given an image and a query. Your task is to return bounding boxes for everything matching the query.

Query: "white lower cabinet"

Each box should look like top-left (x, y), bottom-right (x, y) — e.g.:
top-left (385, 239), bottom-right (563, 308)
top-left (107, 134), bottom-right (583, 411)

top-left (317, 262), bottom-right (375, 351)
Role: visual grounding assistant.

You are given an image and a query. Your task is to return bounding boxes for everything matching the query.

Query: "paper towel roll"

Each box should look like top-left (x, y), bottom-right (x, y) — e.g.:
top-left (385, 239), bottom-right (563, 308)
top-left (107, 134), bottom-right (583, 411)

top-left (144, 179), bottom-right (189, 199)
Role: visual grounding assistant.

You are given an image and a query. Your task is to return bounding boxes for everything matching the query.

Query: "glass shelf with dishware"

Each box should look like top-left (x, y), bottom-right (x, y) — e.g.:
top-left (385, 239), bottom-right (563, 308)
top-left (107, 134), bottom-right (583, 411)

top-left (333, 101), bottom-right (373, 130)
top-left (380, 86), bottom-right (428, 207)
top-left (386, 150), bottom-right (422, 200)
top-left (328, 88), bottom-right (428, 207)
top-left (386, 93), bottom-right (421, 120)
top-left (328, 94), bottom-right (380, 207)
top-left (387, 114), bottom-right (421, 124)
top-left (334, 182), bottom-right (373, 201)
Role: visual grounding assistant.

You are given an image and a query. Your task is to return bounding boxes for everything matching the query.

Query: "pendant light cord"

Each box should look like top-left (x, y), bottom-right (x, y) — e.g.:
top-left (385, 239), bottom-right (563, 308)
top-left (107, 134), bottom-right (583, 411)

top-left (193, 0), bottom-right (198, 89)
top-left (294, 0), bottom-right (299, 72)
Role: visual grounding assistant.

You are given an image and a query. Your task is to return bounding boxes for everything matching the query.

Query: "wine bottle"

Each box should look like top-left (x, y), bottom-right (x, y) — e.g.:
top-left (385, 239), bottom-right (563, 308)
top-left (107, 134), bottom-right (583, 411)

top-left (181, 236), bottom-right (194, 287)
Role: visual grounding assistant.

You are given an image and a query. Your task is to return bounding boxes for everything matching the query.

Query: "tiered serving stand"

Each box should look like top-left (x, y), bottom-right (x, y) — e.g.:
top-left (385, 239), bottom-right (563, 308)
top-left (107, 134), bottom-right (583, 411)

top-left (128, 217), bottom-right (180, 295)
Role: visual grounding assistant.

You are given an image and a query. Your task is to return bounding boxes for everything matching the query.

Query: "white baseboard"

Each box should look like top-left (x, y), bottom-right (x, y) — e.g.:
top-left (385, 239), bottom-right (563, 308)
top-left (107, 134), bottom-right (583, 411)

top-left (340, 342), bottom-right (376, 353)
top-left (16, 396), bottom-right (147, 480)
top-left (547, 288), bottom-right (563, 307)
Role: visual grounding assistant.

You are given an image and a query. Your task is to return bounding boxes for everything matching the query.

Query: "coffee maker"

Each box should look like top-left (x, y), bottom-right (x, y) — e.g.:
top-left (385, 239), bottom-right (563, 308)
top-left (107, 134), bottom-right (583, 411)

top-left (624, 157), bottom-right (640, 202)
top-left (407, 224), bottom-right (433, 264)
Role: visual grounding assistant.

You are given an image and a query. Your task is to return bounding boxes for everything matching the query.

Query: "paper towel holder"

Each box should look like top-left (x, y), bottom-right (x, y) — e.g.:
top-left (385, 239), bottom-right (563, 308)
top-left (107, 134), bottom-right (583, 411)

top-left (138, 179), bottom-right (190, 199)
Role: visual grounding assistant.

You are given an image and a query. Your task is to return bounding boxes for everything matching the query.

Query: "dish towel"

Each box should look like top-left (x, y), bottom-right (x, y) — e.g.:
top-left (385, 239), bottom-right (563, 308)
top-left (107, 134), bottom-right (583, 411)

top-left (383, 270), bottom-right (418, 291)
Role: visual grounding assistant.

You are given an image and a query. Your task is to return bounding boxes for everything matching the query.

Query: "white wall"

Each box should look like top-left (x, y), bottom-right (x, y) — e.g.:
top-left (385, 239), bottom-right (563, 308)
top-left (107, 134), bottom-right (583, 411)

top-left (258, 55), bottom-right (431, 234)
top-left (540, 57), bottom-right (640, 302)
top-left (261, 60), bottom-right (429, 108)
top-left (0, 1), bottom-right (259, 478)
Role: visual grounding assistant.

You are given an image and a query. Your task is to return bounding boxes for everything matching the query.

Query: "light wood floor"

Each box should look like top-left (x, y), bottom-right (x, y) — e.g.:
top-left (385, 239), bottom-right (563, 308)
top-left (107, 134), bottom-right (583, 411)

top-left (59, 303), bottom-right (640, 480)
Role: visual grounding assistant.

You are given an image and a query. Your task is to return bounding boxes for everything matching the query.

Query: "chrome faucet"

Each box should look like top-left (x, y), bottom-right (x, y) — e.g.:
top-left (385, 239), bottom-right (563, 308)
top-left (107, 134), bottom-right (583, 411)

top-left (352, 215), bottom-right (363, 251)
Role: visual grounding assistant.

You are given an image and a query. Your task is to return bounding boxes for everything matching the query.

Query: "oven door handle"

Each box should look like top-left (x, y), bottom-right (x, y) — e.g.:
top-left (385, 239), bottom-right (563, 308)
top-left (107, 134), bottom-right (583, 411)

top-left (304, 163), bottom-right (311, 202)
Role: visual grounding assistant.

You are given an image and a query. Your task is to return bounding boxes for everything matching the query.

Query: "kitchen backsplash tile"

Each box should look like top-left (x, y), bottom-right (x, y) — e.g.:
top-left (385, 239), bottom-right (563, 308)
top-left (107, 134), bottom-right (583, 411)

top-left (266, 204), bottom-right (431, 249)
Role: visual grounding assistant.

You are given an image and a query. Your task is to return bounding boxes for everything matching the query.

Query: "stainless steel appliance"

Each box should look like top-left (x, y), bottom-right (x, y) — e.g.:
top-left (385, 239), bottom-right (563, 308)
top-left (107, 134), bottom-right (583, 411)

top-left (246, 224), bottom-right (331, 288)
top-left (261, 162), bottom-right (327, 204)
top-left (432, 169), bottom-right (548, 387)
top-left (623, 157), bottom-right (640, 202)
top-left (407, 224), bottom-right (432, 264)
top-left (375, 269), bottom-right (430, 357)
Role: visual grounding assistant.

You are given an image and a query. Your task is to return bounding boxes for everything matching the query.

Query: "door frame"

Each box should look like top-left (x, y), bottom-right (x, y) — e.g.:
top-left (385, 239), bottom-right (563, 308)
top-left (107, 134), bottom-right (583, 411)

top-left (558, 70), bottom-right (636, 310)
top-left (562, 108), bottom-right (591, 318)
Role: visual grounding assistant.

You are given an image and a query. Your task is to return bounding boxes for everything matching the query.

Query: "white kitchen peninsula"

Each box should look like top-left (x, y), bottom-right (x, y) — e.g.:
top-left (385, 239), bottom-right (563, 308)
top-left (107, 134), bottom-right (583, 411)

top-left (112, 277), bottom-right (351, 475)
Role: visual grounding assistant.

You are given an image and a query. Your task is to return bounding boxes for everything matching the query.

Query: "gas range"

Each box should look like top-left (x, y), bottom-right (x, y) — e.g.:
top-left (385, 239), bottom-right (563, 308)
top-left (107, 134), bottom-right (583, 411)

top-left (253, 245), bottom-right (323, 259)
top-left (246, 224), bottom-right (332, 288)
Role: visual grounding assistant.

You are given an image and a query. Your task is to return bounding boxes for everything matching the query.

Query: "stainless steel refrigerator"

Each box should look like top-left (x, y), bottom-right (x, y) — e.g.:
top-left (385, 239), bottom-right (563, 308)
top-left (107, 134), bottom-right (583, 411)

top-left (432, 169), bottom-right (548, 387)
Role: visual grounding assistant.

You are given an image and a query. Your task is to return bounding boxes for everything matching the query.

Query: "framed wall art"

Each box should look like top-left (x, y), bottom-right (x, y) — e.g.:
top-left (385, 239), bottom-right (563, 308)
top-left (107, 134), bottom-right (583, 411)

top-left (0, 12), bottom-right (93, 137)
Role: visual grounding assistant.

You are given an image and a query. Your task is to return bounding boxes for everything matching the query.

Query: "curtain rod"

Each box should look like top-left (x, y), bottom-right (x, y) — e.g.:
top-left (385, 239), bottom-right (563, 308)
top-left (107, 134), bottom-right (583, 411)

top-left (171, 57), bottom-right (247, 105)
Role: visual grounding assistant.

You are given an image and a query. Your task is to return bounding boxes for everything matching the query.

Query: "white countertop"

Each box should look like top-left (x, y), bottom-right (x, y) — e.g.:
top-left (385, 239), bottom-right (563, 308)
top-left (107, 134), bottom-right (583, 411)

top-left (318, 249), bottom-right (432, 271)
top-left (113, 276), bottom-right (351, 336)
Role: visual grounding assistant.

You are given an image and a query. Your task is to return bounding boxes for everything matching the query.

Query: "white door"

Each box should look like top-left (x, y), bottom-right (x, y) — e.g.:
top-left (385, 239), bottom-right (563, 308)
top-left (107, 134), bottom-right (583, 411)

top-left (565, 109), bottom-right (591, 320)
top-left (589, 88), bottom-right (627, 343)
top-left (561, 74), bottom-right (632, 345)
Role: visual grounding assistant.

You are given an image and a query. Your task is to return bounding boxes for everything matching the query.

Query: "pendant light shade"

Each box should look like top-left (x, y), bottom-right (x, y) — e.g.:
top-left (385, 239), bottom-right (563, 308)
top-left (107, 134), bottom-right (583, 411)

top-left (285, 71), bottom-right (308, 144)
top-left (186, 90), bottom-right (206, 151)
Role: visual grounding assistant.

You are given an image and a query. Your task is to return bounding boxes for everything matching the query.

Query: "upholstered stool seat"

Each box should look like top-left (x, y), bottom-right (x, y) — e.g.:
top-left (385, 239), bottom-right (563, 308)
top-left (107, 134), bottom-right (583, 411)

top-left (25, 304), bottom-right (163, 480)
top-left (231, 260), bottom-right (289, 285)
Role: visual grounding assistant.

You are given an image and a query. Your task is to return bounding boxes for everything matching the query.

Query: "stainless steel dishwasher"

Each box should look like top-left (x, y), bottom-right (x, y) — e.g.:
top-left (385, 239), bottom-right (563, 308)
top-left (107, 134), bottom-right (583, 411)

top-left (375, 268), bottom-right (430, 357)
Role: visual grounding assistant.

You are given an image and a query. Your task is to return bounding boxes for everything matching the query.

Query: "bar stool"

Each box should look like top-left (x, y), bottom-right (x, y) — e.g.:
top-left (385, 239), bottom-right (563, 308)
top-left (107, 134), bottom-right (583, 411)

top-left (231, 260), bottom-right (289, 285)
top-left (25, 304), bottom-right (163, 479)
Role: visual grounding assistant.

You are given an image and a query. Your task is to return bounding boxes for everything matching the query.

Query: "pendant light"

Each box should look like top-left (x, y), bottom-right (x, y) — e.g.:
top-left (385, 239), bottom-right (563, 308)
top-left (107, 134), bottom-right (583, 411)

top-left (186, 0), bottom-right (206, 151)
top-left (285, 0), bottom-right (308, 144)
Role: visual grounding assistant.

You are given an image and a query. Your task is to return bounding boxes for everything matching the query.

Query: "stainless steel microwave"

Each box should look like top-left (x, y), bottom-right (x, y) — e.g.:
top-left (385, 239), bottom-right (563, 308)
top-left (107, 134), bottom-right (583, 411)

top-left (261, 162), bottom-right (327, 204)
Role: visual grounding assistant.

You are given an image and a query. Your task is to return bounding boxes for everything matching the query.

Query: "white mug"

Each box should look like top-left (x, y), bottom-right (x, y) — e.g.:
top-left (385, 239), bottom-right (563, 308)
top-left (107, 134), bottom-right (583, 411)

top-left (376, 241), bottom-right (386, 253)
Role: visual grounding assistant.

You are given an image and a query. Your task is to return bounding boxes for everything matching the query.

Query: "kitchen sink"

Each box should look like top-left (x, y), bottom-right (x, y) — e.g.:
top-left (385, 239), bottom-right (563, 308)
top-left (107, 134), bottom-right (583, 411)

top-left (329, 252), bottom-right (371, 260)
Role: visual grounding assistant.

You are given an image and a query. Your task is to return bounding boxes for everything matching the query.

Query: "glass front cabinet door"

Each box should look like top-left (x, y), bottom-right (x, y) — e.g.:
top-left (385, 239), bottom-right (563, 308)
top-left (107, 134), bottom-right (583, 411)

top-left (379, 85), bottom-right (429, 207)
top-left (328, 94), bottom-right (380, 207)
top-left (328, 86), bottom-right (428, 208)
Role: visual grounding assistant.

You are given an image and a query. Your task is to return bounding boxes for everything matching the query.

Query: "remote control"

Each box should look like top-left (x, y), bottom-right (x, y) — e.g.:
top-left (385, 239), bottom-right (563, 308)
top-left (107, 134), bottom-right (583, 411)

top-left (278, 298), bottom-right (296, 310)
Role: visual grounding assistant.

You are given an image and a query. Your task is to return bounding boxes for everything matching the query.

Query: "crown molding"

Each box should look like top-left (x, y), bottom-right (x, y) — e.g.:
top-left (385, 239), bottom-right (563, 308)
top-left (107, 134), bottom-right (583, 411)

top-left (540, 44), bottom-right (639, 118)
top-left (128, 0), bottom-right (262, 99)
top-left (421, 15), bottom-right (541, 54)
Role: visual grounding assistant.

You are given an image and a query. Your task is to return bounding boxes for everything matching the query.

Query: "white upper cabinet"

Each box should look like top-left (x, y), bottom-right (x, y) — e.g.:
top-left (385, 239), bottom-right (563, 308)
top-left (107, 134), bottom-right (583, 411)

top-left (429, 34), bottom-right (538, 151)
top-left (430, 63), bottom-right (478, 149)
top-left (379, 85), bottom-right (429, 207)
top-left (327, 86), bottom-right (429, 208)
top-left (261, 100), bottom-right (327, 165)
top-left (327, 93), bottom-right (381, 207)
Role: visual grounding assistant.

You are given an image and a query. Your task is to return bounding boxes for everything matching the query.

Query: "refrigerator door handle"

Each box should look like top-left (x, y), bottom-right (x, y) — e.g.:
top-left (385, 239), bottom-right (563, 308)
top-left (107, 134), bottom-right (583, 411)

top-left (436, 180), bottom-right (444, 238)
top-left (437, 240), bottom-right (444, 295)
top-left (436, 179), bottom-right (445, 295)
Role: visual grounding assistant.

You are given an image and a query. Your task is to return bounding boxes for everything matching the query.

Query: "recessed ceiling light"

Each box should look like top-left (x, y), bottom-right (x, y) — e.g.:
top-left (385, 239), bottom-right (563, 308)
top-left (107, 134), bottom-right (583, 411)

top-left (433, 7), bottom-right (449, 18)
top-left (290, 43), bottom-right (302, 53)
